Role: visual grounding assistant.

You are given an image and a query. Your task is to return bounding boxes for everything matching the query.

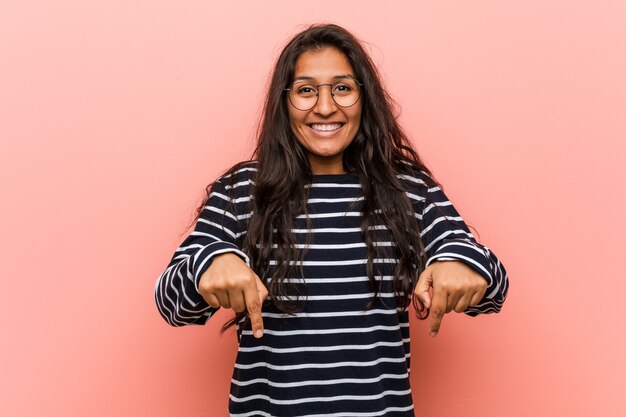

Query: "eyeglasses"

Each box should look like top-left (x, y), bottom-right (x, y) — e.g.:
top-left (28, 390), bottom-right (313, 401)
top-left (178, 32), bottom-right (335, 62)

top-left (284, 78), bottom-right (363, 111)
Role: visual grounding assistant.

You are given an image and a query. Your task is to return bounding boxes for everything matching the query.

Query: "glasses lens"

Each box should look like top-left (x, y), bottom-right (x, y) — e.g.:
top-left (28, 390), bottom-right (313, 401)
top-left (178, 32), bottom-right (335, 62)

top-left (289, 82), bottom-right (318, 111)
top-left (332, 79), bottom-right (360, 107)
top-left (288, 79), bottom-right (360, 110)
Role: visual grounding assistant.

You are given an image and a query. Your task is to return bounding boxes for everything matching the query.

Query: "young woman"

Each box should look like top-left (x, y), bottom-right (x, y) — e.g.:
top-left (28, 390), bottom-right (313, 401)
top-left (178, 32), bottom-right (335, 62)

top-left (155, 23), bottom-right (509, 417)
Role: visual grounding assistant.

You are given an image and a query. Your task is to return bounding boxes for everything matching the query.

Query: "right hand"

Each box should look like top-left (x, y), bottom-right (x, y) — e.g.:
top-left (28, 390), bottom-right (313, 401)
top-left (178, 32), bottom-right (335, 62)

top-left (198, 253), bottom-right (269, 338)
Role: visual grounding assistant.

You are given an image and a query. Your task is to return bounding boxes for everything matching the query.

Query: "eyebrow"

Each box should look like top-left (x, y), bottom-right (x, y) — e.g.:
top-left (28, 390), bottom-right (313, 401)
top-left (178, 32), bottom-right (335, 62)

top-left (293, 74), bottom-right (355, 82)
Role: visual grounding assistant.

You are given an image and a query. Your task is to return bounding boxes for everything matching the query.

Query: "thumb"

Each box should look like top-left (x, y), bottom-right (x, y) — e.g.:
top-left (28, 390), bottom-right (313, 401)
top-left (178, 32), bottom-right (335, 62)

top-left (414, 267), bottom-right (433, 309)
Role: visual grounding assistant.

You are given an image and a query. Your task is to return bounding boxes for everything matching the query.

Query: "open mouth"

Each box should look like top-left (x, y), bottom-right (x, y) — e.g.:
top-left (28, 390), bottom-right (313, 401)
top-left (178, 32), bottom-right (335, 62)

top-left (308, 123), bottom-right (345, 136)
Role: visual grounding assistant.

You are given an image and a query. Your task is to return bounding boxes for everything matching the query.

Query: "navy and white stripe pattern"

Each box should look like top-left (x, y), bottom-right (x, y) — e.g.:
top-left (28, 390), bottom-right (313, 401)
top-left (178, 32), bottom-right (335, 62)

top-left (154, 162), bottom-right (509, 416)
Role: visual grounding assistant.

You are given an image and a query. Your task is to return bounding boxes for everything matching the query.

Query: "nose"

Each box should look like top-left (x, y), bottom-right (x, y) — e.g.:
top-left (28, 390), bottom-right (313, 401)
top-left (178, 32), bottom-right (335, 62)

top-left (313, 84), bottom-right (337, 116)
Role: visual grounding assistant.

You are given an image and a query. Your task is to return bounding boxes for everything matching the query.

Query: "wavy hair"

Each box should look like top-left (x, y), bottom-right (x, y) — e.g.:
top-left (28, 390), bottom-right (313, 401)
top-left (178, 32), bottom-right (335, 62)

top-left (195, 23), bottom-right (443, 332)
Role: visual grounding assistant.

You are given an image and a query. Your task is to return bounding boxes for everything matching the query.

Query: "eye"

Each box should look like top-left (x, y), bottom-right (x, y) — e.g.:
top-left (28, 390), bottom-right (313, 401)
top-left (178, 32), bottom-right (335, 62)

top-left (294, 84), bottom-right (317, 97)
top-left (333, 83), bottom-right (355, 97)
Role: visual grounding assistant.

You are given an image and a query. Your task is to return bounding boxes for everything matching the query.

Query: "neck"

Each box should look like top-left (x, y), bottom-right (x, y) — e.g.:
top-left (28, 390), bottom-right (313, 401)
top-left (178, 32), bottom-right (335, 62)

top-left (308, 156), bottom-right (345, 175)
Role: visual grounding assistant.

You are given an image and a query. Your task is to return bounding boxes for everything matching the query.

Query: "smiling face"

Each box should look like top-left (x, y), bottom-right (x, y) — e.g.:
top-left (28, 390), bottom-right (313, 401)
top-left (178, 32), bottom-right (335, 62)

top-left (287, 47), bottom-right (362, 175)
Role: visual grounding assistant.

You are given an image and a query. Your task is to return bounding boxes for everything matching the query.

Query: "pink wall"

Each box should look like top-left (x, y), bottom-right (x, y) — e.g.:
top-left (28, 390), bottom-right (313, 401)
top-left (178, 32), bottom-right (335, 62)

top-left (1, 1), bottom-right (625, 416)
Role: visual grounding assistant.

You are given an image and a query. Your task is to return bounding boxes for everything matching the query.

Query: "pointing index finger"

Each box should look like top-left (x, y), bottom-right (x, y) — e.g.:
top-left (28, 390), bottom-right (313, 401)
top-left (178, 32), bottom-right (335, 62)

top-left (243, 276), bottom-right (265, 338)
top-left (429, 289), bottom-right (448, 337)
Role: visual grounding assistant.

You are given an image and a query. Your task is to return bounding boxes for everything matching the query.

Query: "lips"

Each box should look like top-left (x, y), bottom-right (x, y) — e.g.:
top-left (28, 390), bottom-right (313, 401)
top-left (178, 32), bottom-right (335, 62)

top-left (307, 122), bottom-right (344, 137)
top-left (309, 123), bottom-right (344, 131)
top-left (307, 122), bottom-right (346, 138)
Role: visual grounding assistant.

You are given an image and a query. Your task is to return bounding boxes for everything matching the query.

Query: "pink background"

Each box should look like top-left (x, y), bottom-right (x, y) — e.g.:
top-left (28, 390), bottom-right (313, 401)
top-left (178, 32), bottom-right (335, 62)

top-left (1, 1), bottom-right (625, 416)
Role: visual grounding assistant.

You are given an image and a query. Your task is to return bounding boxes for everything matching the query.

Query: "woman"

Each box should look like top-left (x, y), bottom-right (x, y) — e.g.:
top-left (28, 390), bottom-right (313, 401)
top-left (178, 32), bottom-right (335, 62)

top-left (155, 23), bottom-right (509, 417)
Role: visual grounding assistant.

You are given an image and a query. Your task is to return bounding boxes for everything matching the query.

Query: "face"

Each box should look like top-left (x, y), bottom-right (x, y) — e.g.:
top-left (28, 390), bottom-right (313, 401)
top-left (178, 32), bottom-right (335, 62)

top-left (287, 47), bottom-right (362, 175)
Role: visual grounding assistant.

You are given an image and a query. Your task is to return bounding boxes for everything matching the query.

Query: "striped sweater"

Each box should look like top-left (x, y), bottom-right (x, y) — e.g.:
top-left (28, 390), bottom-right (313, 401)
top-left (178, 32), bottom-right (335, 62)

top-left (154, 162), bottom-right (509, 417)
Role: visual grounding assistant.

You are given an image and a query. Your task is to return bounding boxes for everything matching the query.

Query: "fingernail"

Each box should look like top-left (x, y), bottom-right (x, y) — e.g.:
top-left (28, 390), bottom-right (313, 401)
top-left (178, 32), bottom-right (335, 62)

top-left (254, 329), bottom-right (263, 338)
top-left (430, 331), bottom-right (437, 337)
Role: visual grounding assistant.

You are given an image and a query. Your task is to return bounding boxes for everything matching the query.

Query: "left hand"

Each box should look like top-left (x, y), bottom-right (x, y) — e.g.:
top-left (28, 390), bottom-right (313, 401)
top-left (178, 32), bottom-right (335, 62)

top-left (413, 260), bottom-right (488, 337)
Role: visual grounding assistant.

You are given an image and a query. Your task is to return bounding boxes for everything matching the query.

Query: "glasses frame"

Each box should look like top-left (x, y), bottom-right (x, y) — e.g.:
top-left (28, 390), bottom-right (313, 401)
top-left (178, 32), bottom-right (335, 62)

top-left (284, 77), bottom-right (364, 111)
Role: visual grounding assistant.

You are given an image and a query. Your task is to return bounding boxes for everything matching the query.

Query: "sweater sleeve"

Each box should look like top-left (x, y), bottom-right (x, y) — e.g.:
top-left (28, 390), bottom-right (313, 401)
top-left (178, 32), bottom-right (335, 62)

top-left (154, 176), bottom-right (250, 327)
top-left (418, 175), bottom-right (509, 316)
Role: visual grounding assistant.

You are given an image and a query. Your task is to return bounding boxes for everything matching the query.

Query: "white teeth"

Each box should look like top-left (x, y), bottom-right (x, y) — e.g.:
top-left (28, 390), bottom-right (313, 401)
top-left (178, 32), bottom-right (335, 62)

top-left (310, 123), bottom-right (342, 131)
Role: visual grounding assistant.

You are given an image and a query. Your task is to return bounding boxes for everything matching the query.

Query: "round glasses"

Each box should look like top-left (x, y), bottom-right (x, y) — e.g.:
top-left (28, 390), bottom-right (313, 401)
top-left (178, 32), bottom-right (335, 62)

top-left (285, 78), bottom-right (363, 111)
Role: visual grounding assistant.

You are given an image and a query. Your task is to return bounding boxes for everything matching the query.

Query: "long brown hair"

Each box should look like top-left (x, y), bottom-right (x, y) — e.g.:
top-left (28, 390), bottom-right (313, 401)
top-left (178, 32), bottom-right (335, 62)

top-left (195, 23), bottom-right (441, 331)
